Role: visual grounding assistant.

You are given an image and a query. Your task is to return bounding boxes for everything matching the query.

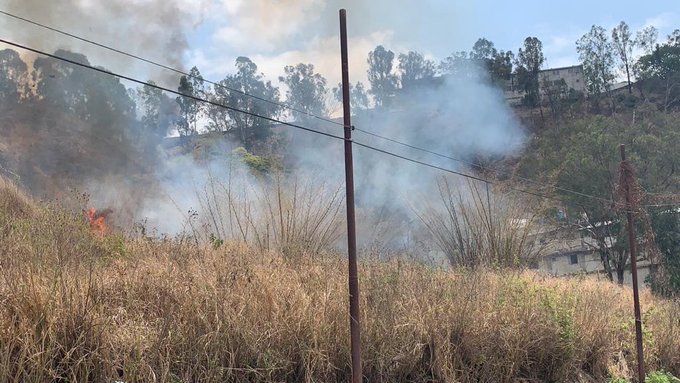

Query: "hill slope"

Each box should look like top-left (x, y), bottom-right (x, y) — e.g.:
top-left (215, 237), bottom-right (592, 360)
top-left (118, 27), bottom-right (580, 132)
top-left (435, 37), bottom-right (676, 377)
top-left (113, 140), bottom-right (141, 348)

top-left (0, 178), bottom-right (678, 383)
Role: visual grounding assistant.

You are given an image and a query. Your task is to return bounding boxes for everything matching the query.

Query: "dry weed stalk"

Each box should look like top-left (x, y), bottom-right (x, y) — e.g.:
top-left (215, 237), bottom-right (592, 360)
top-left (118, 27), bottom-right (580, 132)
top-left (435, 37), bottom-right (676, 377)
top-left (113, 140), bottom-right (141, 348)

top-left (198, 170), bottom-right (344, 256)
top-left (416, 177), bottom-right (544, 268)
top-left (1, 176), bottom-right (679, 382)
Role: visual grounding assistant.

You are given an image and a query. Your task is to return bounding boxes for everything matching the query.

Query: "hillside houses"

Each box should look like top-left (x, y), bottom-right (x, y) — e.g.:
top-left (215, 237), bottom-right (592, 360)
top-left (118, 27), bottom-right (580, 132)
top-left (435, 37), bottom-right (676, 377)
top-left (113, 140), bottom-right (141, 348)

top-left (533, 220), bottom-right (654, 288)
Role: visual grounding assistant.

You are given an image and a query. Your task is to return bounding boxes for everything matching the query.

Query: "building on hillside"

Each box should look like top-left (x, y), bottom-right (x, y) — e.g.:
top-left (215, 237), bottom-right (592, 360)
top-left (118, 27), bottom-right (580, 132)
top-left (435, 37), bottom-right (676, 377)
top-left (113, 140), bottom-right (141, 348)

top-left (504, 64), bottom-right (586, 106)
top-left (534, 220), bottom-right (653, 288)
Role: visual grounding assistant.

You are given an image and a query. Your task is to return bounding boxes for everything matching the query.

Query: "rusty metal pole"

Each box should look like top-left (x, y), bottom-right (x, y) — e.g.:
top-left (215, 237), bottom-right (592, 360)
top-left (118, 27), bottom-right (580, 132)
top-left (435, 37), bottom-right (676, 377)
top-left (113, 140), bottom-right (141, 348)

top-left (620, 144), bottom-right (645, 383)
top-left (339, 9), bottom-right (362, 383)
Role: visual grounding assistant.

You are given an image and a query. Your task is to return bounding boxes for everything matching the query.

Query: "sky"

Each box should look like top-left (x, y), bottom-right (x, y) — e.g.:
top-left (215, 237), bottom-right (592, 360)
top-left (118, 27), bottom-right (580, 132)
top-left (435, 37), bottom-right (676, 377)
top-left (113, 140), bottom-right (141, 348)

top-left (0, 0), bottom-right (678, 93)
top-left (182, 0), bottom-right (680, 88)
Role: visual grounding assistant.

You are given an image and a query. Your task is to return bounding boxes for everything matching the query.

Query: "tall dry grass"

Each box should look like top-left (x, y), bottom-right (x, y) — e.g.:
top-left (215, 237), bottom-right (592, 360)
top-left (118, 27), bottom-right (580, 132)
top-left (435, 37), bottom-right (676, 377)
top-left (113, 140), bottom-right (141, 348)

top-left (0, 177), bottom-right (679, 382)
top-left (197, 170), bottom-right (344, 256)
top-left (416, 177), bottom-right (545, 268)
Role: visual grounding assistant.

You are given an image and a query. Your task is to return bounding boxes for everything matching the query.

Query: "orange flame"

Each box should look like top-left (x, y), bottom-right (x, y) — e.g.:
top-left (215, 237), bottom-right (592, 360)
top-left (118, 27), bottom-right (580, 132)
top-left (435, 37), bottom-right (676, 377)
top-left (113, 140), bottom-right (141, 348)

top-left (86, 207), bottom-right (111, 237)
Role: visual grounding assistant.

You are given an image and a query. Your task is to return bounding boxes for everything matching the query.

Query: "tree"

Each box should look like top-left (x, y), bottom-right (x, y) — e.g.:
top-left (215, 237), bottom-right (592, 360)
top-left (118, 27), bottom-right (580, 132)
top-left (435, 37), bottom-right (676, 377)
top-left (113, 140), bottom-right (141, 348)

top-left (209, 57), bottom-right (281, 147)
top-left (515, 37), bottom-right (545, 107)
top-left (188, 66), bottom-right (205, 131)
top-left (137, 80), bottom-right (176, 137)
top-left (173, 67), bottom-right (205, 137)
top-left (490, 50), bottom-right (514, 85)
top-left (577, 25), bottom-right (616, 110)
top-left (470, 38), bottom-right (514, 85)
top-left (175, 75), bottom-right (195, 137)
top-left (33, 49), bottom-right (136, 130)
top-left (439, 51), bottom-right (474, 78)
top-left (648, 207), bottom-right (680, 295)
top-left (333, 81), bottom-right (369, 111)
top-left (470, 38), bottom-right (497, 62)
top-left (635, 35), bottom-right (680, 111)
top-left (279, 63), bottom-right (329, 121)
top-left (519, 112), bottom-right (680, 285)
top-left (33, 50), bottom-right (92, 114)
top-left (397, 51), bottom-right (436, 89)
top-left (611, 21), bottom-right (635, 93)
top-left (635, 25), bottom-right (658, 55)
top-left (668, 29), bottom-right (680, 47)
top-left (0, 49), bottom-right (28, 103)
top-left (542, 77), bottom-right (569, 119)
top-left (367, 45), bottom-right (398, 107)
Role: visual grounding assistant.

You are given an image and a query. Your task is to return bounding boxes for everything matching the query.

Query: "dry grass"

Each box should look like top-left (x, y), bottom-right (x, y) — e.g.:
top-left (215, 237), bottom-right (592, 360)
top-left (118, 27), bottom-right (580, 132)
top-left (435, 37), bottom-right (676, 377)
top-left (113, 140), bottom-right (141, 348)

top-left (1, 178), bottom-right (679, 382)
top-left (197, 171), bottom-right (344, 256)
top-left (417, 177), bottom-right (544, 268)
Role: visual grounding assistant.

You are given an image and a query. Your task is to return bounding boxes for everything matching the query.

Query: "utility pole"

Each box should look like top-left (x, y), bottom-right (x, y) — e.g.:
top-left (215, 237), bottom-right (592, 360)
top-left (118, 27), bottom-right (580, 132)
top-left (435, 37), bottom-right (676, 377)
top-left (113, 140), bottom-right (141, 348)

top-left (620, 144), bottom-right (645, 383)
top-left (339, 9), bottom-right (362, 383)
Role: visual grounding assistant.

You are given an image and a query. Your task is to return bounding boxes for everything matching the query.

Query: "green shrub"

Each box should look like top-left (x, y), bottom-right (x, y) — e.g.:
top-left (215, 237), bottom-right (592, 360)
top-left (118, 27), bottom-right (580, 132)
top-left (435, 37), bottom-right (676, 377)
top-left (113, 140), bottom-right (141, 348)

top-left (647, 371), bottom-right (680, 383)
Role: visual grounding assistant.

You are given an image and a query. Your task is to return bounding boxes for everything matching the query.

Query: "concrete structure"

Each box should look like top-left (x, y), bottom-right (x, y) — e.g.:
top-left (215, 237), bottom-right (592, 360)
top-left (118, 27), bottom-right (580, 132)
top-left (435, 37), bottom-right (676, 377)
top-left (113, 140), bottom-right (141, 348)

top-left (535, 223), bottom-right (653, 288)
top-left (539, 65), bottom-right (586, 95)
top-left (505, 64), bottom-right (586, 105)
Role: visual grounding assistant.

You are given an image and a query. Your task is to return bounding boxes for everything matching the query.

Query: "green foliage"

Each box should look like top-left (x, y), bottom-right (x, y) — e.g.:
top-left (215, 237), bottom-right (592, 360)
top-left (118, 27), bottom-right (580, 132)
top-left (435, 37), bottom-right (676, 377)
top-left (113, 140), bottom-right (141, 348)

top-left (175, 75), bottom-right (196, 137)
top-left (439, 51), bottom-right (472, 77)
top-left (577, 25), bottom-right (616, 98)
top-left (540, 287), bottom-right (576, 346)
top-left (208, 57), bottom-right (281, 148)
top-left (515, 37), bottom-right (545, 107)
top-left (367, 45), bottom-right (399, 107)
top-left (279, 63), bottom-right (329, 120)
top-left (647, 371), bottom-right (680, 383)
top-left (612, 21), bottom-right (635, 93)
top-left (439, 39), bottom-right (513, 87)
top-left (397, 51), bottom-right (436, 89)
top-left (519, 112), bottom-right (680, 287)
top-left (332, 81), bottom-right (370, 111)
top-left (208, 233), bottom-right (223, 249)
top-left (232, 147), bottom-right (275, 175)
top-left (648, 208), bottom-right (680, 295)
top-left (635, 35), bottom-right (680, 111)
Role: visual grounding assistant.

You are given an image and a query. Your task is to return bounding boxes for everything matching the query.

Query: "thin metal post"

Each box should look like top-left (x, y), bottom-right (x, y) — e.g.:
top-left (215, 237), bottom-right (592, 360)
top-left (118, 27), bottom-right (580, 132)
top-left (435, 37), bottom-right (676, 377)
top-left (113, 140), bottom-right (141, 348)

top-left (339, 9), bottom-right (362, 383)
top-left (620, 144), bottom-right (645, 383)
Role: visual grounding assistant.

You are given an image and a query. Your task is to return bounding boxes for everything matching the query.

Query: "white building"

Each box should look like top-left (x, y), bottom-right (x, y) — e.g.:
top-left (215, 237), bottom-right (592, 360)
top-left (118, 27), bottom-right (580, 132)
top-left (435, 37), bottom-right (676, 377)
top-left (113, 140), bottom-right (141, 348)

top-left (535, 223), bottom-right (652, 288)
top-left (505, 64), bottom-right (587, 105)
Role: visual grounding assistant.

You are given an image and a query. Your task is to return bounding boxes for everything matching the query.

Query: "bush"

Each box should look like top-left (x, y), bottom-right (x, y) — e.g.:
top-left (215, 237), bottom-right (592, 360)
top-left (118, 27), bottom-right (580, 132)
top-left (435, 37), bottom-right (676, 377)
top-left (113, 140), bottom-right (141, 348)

top-left (647, 371), bottom-right (680, 383)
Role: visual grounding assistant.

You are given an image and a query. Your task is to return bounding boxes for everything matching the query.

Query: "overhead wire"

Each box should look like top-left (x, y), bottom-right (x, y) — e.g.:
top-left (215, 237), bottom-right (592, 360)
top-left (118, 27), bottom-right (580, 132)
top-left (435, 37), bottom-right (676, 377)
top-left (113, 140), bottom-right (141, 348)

top-left (0, 8), bottom-right (638, 208)
top-left (2, 37), bottom-right (671, 211)
top-left (0, 9), bottom-right (345, 128)
top-left (351, 141), bottom-right (612, 209)
top-left (0, 38), bottom-right (345, 141)
top-left (353, 127), bottom-right (616, 205)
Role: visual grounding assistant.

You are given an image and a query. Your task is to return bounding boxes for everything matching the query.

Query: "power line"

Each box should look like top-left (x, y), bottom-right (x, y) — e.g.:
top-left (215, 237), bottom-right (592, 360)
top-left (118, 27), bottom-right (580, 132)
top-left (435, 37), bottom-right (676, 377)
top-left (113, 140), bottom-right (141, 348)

top-left (0, 38), bottom-right (653, 212)
top-left (352, 140), bottom-right (613, 208)
top-left (0, 8), bottom-right (639, 208)
top-left (354, 127), bottom-right (615, 205)
top-left (0, 38), bottom-right (345, 141)
top-left (0, 37), bottom-right (616, 210)
top-left (0, 9), bottom-right (345, 128)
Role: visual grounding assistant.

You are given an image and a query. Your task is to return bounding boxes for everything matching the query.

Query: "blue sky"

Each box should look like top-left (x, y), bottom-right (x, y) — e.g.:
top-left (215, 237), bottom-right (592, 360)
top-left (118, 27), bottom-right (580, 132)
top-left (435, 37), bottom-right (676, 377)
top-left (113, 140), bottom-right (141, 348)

top-left (1, 0), bottom-right (677, 90)
top-left (177, 0), bottom-right (679, 88)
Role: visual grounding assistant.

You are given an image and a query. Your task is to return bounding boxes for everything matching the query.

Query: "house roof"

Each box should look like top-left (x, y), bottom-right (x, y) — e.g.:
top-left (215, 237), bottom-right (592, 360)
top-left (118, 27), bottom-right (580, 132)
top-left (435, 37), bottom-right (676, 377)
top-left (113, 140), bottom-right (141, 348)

top-left (539, 64), bottom-right (583, 73)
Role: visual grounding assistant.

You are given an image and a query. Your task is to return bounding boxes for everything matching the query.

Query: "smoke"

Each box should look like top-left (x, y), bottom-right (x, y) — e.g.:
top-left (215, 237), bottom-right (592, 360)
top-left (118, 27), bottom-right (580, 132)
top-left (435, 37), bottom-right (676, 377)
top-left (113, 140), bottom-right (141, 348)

top-left (285, 63), bottom-right (524, 228)
top-left (215, 0), bottom-right (324, 52)
top-left (0, 0), bottom-right (208, 82)
top-left (0, 1), bottom-right (528, 258)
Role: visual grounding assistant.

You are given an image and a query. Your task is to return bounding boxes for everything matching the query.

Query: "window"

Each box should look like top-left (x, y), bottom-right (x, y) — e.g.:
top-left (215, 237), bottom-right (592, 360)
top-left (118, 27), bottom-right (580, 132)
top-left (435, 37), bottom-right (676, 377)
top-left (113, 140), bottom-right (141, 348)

top-left (569, 254), bottom-right (579, 265)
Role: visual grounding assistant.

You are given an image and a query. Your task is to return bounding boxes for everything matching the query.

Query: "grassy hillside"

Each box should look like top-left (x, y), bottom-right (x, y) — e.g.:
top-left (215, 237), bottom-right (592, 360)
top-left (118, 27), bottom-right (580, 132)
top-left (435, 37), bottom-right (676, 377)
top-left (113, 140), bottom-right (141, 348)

top-left (0, 178), bottom-right (678, 383)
